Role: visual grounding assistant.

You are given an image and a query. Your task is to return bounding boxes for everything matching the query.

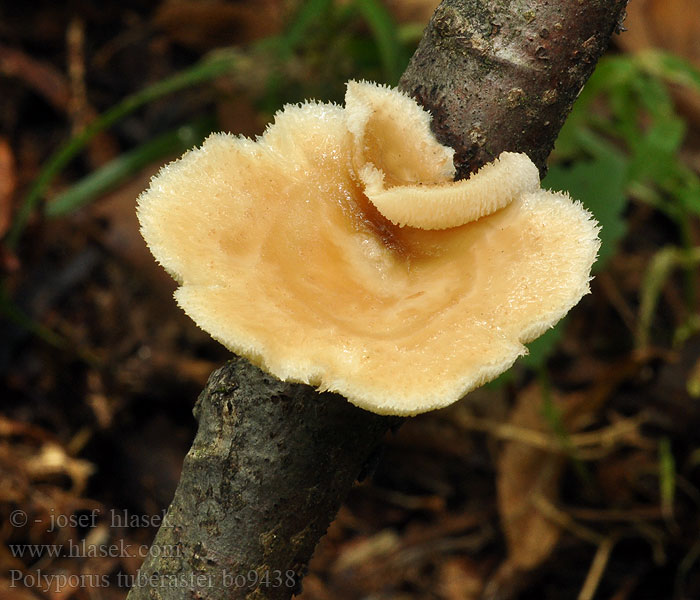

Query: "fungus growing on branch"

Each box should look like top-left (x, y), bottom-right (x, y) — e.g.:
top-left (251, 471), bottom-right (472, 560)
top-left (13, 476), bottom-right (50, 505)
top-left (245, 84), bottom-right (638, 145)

top-left (344, 81), bottom-right (541, 229)
top-left (137, 81), bottom-right (600, 416)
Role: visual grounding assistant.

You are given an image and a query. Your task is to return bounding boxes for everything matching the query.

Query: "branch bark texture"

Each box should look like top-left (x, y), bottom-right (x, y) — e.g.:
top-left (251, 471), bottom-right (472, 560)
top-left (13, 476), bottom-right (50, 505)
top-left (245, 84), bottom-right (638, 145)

top-left (127, 1), bottom-right (627, 598)
top-left (127, 358), bottom-right (396, 599)
top-left (400, 0), bottom-right (628, 178)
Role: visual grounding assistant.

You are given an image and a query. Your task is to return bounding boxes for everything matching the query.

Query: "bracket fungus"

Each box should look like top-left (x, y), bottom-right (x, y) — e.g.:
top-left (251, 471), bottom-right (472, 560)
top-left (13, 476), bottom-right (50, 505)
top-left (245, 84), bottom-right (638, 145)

top-left (137, 81), bottom-right (600, 416)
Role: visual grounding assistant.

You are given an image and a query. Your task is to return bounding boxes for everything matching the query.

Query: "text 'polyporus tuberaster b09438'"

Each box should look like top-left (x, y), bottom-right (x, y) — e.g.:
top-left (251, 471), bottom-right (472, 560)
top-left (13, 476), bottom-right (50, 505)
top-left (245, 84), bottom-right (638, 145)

top-left (137, 80), bottom-right (600, 416)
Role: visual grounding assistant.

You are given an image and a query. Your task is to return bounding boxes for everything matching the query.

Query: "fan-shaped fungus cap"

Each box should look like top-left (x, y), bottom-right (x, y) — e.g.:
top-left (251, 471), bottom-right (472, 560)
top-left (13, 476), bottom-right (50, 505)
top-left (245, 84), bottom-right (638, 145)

top-left (137, 81), bottom-right (600, 416)
top-left (344, 81), bottom-right (541, 229)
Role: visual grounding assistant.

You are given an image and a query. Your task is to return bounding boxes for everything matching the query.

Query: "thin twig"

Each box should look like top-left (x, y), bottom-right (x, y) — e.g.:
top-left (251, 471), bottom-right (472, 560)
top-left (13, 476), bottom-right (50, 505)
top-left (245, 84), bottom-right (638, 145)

top-left (578, 536), bottom-right (617, 600)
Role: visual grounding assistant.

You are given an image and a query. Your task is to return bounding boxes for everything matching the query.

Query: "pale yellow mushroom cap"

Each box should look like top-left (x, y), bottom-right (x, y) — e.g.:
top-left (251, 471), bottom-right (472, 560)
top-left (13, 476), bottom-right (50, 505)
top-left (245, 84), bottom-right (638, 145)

top-left (137, 80), bottom-right (600, 416)
top-left (344, 80), bottom-right (541, 229)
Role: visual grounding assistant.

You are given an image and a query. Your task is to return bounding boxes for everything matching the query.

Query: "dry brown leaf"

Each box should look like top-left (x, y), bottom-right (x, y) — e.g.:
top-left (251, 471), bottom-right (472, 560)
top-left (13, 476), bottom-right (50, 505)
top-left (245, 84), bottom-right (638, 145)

top-left (23, 443), bottom-right (95, 495)
top-left (384, 0), bottom-right (441, 24)
top-left (496, 384), bottom-right (566, 571)
top-left (0, 137), bottom-right (17, 239)
top-left (0, 415), bottom-right (55, 443)
top-left (437, 557), bottom-right (484, 600)
top-left (619, 0), bottom-right (700, 62)
top-left (496, 384), bottom-right (604, 572)
top-left (154, 0), bottom-right (283, 51)
top-left (332, 530), bottom-right (400, 573)
top-left (0, 417), bottom-right (95, 496)
top-left (594, 449), bottom-right (652, 506)
top-left (0, 41), bottom-right (115, 171)
top-left (0, 43), bottom-right (70, 112)
top-left (0, 577), bottom-right (41, 599)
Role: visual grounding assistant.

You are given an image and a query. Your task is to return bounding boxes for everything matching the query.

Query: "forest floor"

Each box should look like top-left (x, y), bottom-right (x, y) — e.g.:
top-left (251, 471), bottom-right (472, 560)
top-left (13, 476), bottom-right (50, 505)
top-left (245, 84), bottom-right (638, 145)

top-left (2, 1), bottom-right (700, 599)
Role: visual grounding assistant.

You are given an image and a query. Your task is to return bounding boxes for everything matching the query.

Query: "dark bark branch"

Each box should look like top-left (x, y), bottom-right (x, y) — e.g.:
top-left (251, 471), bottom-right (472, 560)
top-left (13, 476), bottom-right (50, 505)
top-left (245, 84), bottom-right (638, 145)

top-left (126, 1), bottom-right (627, 598)
top-left (400, 0), bottom-right (628, 178)
top-left (125, 357), bottom-right (396, 599)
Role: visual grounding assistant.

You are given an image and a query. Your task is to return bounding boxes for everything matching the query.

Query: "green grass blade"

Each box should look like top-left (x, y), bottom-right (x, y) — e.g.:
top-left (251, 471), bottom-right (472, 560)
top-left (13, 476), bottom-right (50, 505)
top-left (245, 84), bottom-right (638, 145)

top-left (636, 246), bottom-right (700, 348)
top-left (658, 437), bottom-right (676, 520)
top-left (638, 50), bottom-right (700, 94)
top-left (539, 374), bottom-right (591, 487)
top-left (278, 0), bottom-right (334, 57)
top-left (355, 0), bottom-right (405, 84)
top-left (397, 23), bottom-right (426, 45)
top-left (6, 50), bottom-right (240, 248)
top-left (0, 282), bottom-right (102, 365)
top-left (0, 283), bottom-right (66, 349)
top-left (45, 119), bottom-right (214, 218)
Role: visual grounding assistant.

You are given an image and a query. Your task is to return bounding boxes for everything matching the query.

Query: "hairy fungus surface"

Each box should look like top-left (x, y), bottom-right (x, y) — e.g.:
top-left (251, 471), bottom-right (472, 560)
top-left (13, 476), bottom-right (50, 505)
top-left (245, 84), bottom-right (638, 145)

top-left (137, 81), bottom-right (600, 416)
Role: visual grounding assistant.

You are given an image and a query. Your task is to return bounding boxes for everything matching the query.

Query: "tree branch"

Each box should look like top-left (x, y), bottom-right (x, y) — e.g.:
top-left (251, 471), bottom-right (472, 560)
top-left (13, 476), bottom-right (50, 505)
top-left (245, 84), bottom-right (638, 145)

top-left (126, 1), bottom-right (627, 598)
top-left (400, 0), bottom-right (628, 178)
top-left (126, 357), bottom-right (396, 599)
